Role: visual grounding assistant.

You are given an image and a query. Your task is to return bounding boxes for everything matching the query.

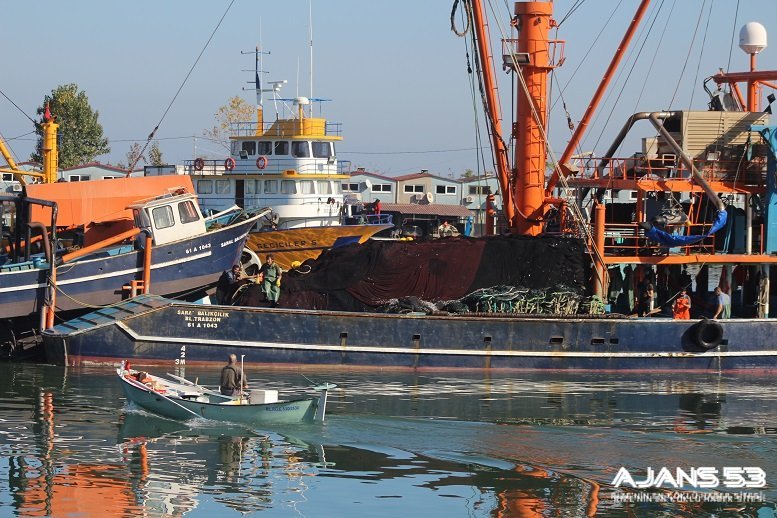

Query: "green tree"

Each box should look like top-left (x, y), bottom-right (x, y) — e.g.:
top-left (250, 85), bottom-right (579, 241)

top-left (203, 96), bottom-right (255, 152)
top-left (148, 141), bottom-right (164, 166)
top-left (31, 83), bottom-right (110, 168)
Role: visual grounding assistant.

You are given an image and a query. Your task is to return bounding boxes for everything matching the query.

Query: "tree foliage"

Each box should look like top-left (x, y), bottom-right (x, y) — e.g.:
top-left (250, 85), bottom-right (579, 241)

top-left (31, 83), bottom-right (110, 168)
top-left (203, 96), bottom-right (255, 152)
top-left (148, 141), bottom-right (164, 166)
top-left (124, 142), bottom-right (146, 170)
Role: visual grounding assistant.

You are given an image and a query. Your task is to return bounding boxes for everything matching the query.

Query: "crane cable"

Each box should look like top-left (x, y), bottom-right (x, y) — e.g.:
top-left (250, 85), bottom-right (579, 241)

top-left (127, 0), bottom-right (236, 173)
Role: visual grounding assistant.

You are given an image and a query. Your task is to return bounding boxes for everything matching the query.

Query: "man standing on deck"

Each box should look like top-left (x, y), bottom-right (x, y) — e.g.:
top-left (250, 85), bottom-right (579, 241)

top-left (713, 286), bottom-right (731, 319)
top-left (259, 254), bottom-right (283, 307)
top-left (216, 264), bottom-right (242, 305)
top-left (220, 354), bottom-right (247, 396)
top-left (672, 287), bottom-right (691, 319)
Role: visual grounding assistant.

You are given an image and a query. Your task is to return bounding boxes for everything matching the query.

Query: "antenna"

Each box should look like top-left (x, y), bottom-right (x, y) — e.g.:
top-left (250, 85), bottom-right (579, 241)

top-left (309, 0), bottom-right (314, 118)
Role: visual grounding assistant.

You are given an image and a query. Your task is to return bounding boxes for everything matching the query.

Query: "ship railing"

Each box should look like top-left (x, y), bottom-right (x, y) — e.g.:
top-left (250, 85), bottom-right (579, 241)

top-left (566, 154), bottom-right (765, 185)
top-left (183, 158), bottom-right (352, 176)
top-left (602, 222), bottom-right (718, 257)
top-left (229, 121), bottom-right (343, 137)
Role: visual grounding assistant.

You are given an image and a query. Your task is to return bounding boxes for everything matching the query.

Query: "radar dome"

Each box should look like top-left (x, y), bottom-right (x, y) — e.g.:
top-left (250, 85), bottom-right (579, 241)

top-left (739, 22), bottom-right (767, 54)
top-left (295, 96), bottom-right (311, 105)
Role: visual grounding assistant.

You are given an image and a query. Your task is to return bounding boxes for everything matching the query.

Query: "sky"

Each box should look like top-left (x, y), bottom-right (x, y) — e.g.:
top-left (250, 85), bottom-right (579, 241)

top-left (1, 1), bottom-right (775, 178)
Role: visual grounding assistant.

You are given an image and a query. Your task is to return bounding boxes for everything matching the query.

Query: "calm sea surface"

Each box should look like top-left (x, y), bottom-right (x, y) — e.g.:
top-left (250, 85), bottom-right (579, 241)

top-left (0, 362), bottom-right (776, 517)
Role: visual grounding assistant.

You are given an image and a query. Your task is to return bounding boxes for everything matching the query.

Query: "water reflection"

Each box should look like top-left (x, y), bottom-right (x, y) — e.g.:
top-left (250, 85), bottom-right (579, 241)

top-left (0, 362), bottom-right (775, 516)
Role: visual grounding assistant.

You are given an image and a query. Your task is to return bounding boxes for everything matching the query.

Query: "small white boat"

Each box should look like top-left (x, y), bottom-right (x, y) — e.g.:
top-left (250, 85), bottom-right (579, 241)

top-left (117, 361), bottom-right (334, 425)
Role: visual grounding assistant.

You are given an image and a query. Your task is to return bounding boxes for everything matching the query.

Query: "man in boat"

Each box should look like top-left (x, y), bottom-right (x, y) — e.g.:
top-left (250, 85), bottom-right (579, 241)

top-left (672, 287), bottom-right (691, 320)
top-left (216, 264), bottom-right (242, 305)
top-left (637, 283), bottom-right (656, 317)
top-left (712, 287), bottom-right (731, 319)
top-left (220, 354), bottom-right (247, 396)
top-left (258, 254), bottom-right (283, 307)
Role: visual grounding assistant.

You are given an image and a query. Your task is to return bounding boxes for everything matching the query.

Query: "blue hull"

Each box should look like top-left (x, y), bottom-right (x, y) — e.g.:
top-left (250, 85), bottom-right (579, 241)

top-left (43, 296), bottom-right (777, 371)
top-left (0, 218), bottom-right (257, 319)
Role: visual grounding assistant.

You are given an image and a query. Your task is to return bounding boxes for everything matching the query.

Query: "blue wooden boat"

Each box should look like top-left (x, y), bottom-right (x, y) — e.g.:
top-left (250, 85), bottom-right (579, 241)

top-left (117, 361), bottom-right (333, 425)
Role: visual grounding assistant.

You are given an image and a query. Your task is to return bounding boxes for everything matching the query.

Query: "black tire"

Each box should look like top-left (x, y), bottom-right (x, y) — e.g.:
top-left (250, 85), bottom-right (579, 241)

top-left (693, 318), bottom-right (723, 350)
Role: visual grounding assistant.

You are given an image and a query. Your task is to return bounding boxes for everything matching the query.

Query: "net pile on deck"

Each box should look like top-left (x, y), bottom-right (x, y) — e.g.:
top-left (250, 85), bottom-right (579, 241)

top-left (266, 235), bottom-right (592, 315)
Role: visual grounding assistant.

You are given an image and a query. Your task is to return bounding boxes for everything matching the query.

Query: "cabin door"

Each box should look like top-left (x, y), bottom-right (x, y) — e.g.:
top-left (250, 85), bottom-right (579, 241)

top-left (235, 180), bottom-right (245, 208)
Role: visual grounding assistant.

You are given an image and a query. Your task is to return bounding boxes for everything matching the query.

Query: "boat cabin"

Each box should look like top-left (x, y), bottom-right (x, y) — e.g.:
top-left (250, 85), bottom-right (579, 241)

top-left (129, 192), bottom-right (206, 246)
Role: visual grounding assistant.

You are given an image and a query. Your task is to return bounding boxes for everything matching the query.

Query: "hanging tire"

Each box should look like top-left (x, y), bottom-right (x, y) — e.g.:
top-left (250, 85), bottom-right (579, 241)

top-left (693, 318), bottom-right (723, 350)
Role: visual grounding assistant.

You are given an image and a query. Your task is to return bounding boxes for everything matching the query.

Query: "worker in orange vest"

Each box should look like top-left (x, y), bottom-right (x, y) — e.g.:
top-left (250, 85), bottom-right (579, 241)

top-left (672, 287), bottom-right (691, 319)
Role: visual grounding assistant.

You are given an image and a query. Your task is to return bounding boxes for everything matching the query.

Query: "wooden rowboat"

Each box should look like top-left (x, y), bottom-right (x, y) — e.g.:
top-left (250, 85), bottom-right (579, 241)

top-left (117, 361), bottom-right (333, 425)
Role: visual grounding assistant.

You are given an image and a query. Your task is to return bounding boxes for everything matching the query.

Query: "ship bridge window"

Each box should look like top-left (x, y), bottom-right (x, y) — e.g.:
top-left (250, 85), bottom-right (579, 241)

top-left (216, 180), bottom-right (231, 194)
top-left (264, 180), bottom-right (278, 194)
top-left (281, 180), bottom-right (296, 194)
top-left (318, 181), bottom-right (332, 194)
top-left (275, 141), bottom-right (289, 155)
top-left (241, 141), bottom-right (257, 156)
top-left (257, 142), bottom-right (272, 155)
top-left (152, 205), bottom-right (175, 230)
top-left (292, 141), bottom-right (310, 158)
top-left (312, 141), bottom-right (332, 158)
top-left (299, 180), bottom-right (314, 194)
top-left (197, 180), bottom-right (213, 194)
top-left (244, 180), bottom-right (256, 195)
top-left (178, 200), bottom-right (200, 224)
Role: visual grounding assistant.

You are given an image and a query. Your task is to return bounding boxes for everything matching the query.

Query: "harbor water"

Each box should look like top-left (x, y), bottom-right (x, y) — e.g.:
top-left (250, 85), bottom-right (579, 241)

top-left (1, 362), bottom-right (776, 517)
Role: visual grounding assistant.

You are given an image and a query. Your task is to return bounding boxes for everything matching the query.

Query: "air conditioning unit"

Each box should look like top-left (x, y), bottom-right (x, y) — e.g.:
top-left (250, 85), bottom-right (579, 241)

top-left (11, 183), bottom-right (22, 192)
top-left (464, 195), bottom-right (474, 204)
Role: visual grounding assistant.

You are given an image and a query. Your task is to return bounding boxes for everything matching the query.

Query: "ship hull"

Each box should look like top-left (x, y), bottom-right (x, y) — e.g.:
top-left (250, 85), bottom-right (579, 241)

top-left (0, 219), bottom-right (256, 320)
top-left (246, 224), bottom-right (392, 269)
top-left (43, 296), bottom-right (777, 371)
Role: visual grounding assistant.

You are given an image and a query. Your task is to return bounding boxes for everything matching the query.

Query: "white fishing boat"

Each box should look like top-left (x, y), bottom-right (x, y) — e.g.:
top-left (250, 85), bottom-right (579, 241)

top-left (117, 361), bottom-right (334, 425)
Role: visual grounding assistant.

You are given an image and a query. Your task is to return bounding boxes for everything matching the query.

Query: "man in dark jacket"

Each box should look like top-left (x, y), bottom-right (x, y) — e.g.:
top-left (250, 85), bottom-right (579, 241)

top-left (216, 264), bottom-right (242, 305)
top-left (220, 354), bottom-right (247, 396)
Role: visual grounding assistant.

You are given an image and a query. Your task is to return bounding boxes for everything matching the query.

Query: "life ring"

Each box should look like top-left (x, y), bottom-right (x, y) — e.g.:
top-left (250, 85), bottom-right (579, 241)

top-left (256, 156), bottom-right (268, 170)
top-left (692, 318), bottom-right (723, 350)
top-left (194, 158), bottom-right (204, 171)
top-left (224, 157), bottom-right (236, 171)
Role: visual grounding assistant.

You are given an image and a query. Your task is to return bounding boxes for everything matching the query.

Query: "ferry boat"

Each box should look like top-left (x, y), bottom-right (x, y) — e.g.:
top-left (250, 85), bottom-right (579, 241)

top-left (42, 1), bottom-right (777, 371)
top-left (163, 62), bottom-right (392, 271)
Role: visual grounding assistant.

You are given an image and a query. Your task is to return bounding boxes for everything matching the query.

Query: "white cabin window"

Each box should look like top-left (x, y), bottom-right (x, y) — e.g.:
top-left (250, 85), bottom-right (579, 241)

top-left (342, 183), bottom-right (359, 192)
top-left (102, 175), bottom-right (122, 180)
top-left (244, 180), bottom-right (256, 195)
top-left (231, 141), bottom-right (240, 155)
top-left (178, 200), bottom-right (200, 224)
top-left (241, 141), bottom-right (257, 156)
top-left (257, 142), bottom-right (272, 155)
top-left (312, 142), bottom-right (332, 158)
top-left (275, 142), bottom-right (289, 155)
top-left (216, 180), bottom-right (231, 194)
top-left (292, 141), bottom-right (310, 158)
top-left (404, 184), bottom-right (424, 193)
top-left (436, 185), bottom-right (457, 195)
top-left (152, 205), bottom-right (175, 230)
top-left (317, 181), bottom-right (332, 194)
top-left (281, 180), bottom-right (296, 194)
top-left (372, 184), bottom-right (392, 192)
top-left (68, 174), bottom-right (90, 182)
top-left (2, 173), bottom-right (13, 181)
top-left (264, 180), bottom-right (278, 194)
top-left (197, 180), bottom-right (213, 194)
top-left (299, 180), bottom-right (314, 194)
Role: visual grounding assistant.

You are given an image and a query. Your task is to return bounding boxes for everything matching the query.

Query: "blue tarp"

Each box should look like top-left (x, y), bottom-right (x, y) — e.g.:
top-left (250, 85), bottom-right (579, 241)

top-left (644, 209), bottom-right (728, 247)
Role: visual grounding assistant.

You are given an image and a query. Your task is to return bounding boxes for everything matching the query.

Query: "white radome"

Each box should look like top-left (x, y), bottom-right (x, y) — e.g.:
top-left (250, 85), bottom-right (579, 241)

top-left (739, 22), bottom-right (767, 54)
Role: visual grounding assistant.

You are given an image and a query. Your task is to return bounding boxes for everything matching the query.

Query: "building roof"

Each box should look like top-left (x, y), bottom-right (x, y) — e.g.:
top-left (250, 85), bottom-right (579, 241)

top-left (348, 170), bottom-right (396, 181)
top-left (62, 162), bottom-right (140, 174)
top-left (381, 203), bottom-right (473, 217)
top-left (394, 172), bottom-right (462, 184)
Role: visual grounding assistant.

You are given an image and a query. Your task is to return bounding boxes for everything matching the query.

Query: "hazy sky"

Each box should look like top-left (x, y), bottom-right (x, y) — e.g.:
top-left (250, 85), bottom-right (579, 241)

top-left (1, 1), bottom-right (775, 177)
